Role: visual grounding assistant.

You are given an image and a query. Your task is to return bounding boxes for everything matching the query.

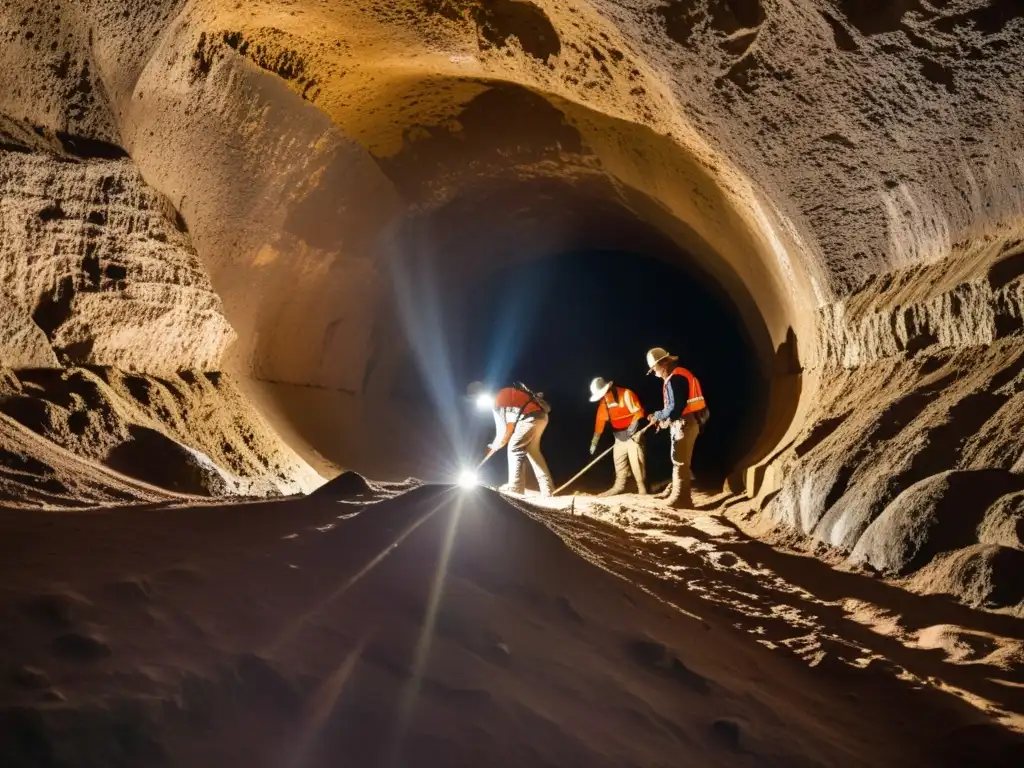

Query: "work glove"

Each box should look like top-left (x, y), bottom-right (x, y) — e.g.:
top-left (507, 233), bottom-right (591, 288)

top-left (589, 435), bottom-right (599, 455)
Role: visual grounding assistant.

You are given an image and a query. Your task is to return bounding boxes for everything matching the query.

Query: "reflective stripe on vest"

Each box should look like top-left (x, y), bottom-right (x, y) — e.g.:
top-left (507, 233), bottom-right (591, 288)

top-left (668, 367), bottom-right (706, 416)
top-left (603, 387), bottom-right (642, 431)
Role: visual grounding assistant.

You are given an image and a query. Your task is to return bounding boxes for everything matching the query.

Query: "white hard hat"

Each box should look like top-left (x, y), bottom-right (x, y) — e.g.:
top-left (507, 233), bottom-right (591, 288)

top-left (646, 347), bottom-right (674, 373)
top-left (589, 377), bottom-right (613, 402)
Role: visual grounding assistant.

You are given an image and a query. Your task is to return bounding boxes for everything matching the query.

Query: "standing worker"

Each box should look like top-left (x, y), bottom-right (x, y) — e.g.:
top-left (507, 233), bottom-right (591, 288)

top-left (588, 377), bottom-right (647, 496)
top-left (645, 348), bottom-right (709, 509)
top-left (467, 381), bottom-right (554, 496)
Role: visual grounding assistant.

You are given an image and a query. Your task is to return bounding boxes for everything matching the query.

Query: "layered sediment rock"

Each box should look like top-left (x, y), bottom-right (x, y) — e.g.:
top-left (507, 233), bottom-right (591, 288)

top-left (757, 253), bottom-right (1024, 612)
top-left (0, 127), bottom-right (319, 503)
top-left (0, 147), bottom-right (234, 373)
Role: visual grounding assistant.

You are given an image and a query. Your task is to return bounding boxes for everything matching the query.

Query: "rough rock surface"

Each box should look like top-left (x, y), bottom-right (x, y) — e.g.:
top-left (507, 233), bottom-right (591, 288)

top-left (0, 366), bottom-right (320, 504)
top-left (0, 78), bottom-right (319, 501)
top-left (851, 470), bottom-right (1024, 576)
top-left (3, 0), bottom-right (1017, 396)
top-left (0, 148), bottom-right (234, 373)
top-left (0, 1), bottom-right (1023, 606)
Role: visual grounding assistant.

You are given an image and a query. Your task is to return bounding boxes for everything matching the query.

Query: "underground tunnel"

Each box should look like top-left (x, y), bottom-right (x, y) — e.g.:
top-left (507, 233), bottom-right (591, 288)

top-left (1, 0), bottom-right (1024, 765)
top-left (377, 184), bottom-right (773, 492)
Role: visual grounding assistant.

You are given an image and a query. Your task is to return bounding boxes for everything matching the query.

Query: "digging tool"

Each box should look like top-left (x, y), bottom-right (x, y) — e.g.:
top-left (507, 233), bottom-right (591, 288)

top-left (456, 442), bottom-right (502, 488)
top-left (554, 422), bottom-right (653, 496)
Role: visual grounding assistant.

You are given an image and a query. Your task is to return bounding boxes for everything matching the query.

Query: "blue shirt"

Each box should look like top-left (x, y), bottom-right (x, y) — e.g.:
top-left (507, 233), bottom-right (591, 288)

top-left (650, 374), bottom-right (688, 422)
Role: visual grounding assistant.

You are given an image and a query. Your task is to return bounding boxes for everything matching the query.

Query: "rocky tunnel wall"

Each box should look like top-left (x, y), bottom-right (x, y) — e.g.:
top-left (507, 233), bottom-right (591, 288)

top-left (0, 0), bottom-right (1023, 607)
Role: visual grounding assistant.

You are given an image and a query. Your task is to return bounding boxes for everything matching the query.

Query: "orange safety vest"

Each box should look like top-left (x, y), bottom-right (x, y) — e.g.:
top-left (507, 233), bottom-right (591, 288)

top-left (668, 367), bottom-right (706, 416)
top-left (494, 387), bottom-right (545, 417)
top-left (595, 387), bottom-right (643, 434)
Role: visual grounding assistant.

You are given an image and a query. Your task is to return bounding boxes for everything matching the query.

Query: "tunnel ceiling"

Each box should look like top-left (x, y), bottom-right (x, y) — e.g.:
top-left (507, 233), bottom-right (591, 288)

top-left (3, 0), bottom-right (1022, 398)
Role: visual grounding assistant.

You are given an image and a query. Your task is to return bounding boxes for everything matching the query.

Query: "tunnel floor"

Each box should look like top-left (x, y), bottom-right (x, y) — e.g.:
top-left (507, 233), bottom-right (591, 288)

top-left (1, 482), bottom-right (1021, 767)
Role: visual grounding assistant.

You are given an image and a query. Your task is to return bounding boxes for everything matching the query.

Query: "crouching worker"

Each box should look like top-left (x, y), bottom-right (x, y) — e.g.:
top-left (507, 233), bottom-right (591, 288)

top-left (467, 381), bottom-right (554, 496)
top-left (645, 348), bottom-right (709, 509)
top-left (588, 377), bottom-right (647, 496)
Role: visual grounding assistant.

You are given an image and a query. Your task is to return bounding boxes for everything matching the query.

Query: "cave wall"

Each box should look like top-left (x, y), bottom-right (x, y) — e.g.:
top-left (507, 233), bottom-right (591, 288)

top-left (0, 125), bottom-right (320, 502)
top-left (0, 145), bottom-right (233, 372)
top-left (0, 0), bottom-right (1021, 561)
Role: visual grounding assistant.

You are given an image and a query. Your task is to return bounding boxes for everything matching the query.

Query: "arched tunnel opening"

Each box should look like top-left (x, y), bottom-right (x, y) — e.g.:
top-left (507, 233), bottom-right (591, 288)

top-left (367, 178), bottom-right (786, 492)
top-left (390, 245), bottom-right (767, 492)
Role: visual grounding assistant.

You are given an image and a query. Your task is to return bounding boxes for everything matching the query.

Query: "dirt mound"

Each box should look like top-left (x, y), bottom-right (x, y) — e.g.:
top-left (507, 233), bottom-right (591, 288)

top-left (105, 425), bottom-right (231, 497)
top-left (0, 367), bottom-right (320, 505)
top-left (907, 544), bottom-right (1024, 612)
top-left (980, 492), bottom-right (1024, 550)
top-left (0, 405), bottom-right (177, 509)
top-left (852, 469), bottom-right (1024, 575)
top-left (310, 469), bottom-right (372, 499)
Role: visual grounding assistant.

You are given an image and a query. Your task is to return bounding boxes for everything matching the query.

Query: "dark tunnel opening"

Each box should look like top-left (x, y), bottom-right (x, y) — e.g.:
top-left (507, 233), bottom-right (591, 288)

top-left (392, 247), bottom-right (768, 493)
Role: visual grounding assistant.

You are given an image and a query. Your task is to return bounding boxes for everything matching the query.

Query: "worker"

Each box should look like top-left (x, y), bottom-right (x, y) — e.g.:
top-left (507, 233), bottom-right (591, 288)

top-left (645, 347), bottom-right (709, 509)
top-left (589, 377), bottom-right (647, 496)
top-left (466, 381), bottom-right (554, 496)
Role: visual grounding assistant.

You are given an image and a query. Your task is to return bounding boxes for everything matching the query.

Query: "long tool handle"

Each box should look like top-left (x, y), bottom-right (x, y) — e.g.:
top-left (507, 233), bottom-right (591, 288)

top-left (553, 422), bottom-right (653, 496)
top-left (478, 448), bottom-right (498, 470)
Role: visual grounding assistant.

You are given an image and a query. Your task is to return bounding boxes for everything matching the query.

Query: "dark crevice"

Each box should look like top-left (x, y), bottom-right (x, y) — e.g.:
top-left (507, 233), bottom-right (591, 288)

top-left (933, 0), bottom-right (1024, 36)
top-left (821, 11), bottom-right (859, 51)
top-left (475, 0), bottom-right (561, 62)
top-left (54, 132), bottom-right (128, 160)
top-left (989, 251), bottom-right (1024, 290)
top-left (32, 276), bottom-right (75, 340)
top-left (38, 203), bottom-right (66, 222)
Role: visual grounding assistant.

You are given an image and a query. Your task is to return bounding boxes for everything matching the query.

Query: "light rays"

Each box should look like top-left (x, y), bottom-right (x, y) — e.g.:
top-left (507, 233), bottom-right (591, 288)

top-left (385, 228), bottom-right (551, 482)
top-left (268, 491), bottom-right (455, 655)
top-left (387, 493), bottom-right (465, 767)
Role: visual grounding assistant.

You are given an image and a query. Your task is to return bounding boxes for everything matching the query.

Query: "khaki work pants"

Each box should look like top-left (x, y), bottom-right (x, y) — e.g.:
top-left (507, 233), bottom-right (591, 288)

top-left (506, 414), bottom-right (554, 496)
top-left (600, 432), bottom-right (647, 496)
top-left (667, 414), bottom-right (701, 508)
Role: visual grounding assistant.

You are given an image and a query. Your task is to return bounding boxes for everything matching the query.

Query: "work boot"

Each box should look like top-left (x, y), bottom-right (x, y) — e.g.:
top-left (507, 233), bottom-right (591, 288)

top-left (662, 467), bottom-right (693, 510)
top-left (598, 484), bottom-right (626, 498)
top-left (654, 484), bottom-right (672, 500)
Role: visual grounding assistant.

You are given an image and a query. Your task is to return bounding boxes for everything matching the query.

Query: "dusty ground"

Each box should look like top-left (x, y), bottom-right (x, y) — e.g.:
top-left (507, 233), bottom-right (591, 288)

top-left (1, 481), bottom-right (1022, 767)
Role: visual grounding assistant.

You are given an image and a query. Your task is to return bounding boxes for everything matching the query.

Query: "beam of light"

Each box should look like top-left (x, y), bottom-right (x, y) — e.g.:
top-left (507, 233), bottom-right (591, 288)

top-left (268, 491), bottom-right (457, 654)
top-left (457, 468), bottom-right (479, 488)
top-left (387, 495), bottom-right (464, 767)
top-left (288, 633), bottom-right (370, 768)
top-left (385, 227), bottom-right (554, 478)
top-left (481, 265), bottom-right (548, 386)
top-left (473, 392), bottom-right (494, 411)
top-left (387, 232), bottom-right (467, 458)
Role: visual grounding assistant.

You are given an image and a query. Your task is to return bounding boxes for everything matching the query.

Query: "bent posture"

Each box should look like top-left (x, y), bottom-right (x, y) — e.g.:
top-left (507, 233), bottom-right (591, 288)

top-left (467, 381), bottom-right (554, 496)
top-left (645, 348), bottom-right (709, 509)
top-left (589, 377), bottom-right (647, 496)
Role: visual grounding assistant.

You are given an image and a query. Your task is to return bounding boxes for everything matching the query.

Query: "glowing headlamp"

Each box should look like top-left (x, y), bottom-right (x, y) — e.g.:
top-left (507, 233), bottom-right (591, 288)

top-left (473, 392), bottom-right (494, 411)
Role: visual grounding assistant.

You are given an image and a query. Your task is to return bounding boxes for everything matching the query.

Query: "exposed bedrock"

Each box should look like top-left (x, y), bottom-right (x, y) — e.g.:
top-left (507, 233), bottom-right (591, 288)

top-left (1, 2), bottom-right (1023, 603)
top-left (0, 146), bottom-right (233, 372)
